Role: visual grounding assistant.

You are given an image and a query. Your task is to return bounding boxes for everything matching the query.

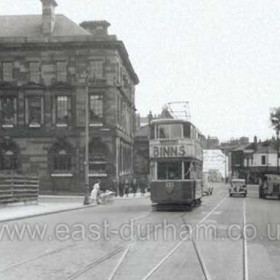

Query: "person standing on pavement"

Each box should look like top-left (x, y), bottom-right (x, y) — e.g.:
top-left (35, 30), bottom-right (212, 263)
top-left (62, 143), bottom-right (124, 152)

top-left (90, 179), bottom-right (101, 204)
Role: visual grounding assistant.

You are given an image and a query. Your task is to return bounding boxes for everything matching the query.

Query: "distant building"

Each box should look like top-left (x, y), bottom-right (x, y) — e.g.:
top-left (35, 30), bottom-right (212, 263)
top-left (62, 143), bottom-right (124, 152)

top-left (231, 137), bottom-right (280, 182)
top-left (203, 136), bottom-right (220, 150)
top-left (134, 125), bottom-right (149, 179)
top-left (203, 149), bottom-right (228, 181)
top-left (219, 137), bottom-right (249, 154)
top-left (0, 0), bottom-right (139, 193)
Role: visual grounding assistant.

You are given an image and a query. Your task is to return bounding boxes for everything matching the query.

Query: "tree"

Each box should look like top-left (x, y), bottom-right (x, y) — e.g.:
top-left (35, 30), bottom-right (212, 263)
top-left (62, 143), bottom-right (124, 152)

top-left (270, 107), bottom-right (280, 131)
top-left (270, 107), bottom-right (280, 173)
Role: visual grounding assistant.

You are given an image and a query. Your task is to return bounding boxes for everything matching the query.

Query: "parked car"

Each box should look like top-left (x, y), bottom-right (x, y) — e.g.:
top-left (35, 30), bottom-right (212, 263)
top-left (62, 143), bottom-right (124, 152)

top-left (259, 174), bottom-right (280, 199)
top-left (229, 178), bottom-right (247, 197)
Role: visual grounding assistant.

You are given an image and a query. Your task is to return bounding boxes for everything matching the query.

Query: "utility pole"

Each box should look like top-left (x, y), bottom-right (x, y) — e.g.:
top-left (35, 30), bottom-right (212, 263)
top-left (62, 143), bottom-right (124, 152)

top-left (83, 74), bottom-right (96, 205)
top-left (277, 129), bottom-right (279, 174)
top-left (83, 75), bottom-right (90, 205)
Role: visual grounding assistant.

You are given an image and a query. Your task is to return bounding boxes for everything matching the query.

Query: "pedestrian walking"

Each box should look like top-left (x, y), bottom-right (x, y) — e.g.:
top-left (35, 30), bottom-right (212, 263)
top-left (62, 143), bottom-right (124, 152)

top-left (124, 179), bottom-right (130, 197)
top-left (90, 179), bottom-right (101, 204)
top-left (132, 178), bottom-right (137, 197)
top-left (140, 178), bottom-right (146, 197)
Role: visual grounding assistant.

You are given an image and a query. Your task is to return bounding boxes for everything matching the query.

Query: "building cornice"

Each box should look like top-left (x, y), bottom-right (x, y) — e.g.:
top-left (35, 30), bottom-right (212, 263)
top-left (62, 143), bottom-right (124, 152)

top-left (0, 38), bottom-right (139, 85)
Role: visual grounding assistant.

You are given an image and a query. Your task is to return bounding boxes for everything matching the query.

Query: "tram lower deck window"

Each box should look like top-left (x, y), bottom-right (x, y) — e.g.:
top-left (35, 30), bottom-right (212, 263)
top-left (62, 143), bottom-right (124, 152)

top-left (158, 162), bottom-right (182, 180)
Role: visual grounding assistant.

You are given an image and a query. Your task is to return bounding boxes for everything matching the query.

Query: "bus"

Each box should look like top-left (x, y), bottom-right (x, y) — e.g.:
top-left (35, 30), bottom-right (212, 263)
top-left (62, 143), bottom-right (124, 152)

top-left (149, 118), bottom-right (204, 210)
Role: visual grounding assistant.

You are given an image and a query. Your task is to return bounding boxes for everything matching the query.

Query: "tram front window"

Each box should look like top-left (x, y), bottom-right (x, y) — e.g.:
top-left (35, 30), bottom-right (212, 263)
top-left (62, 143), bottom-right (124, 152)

top-left (158, 125), bottom-right (170, 139)
top-left (158, 162), bottom-right (182, 180)
top-left (158, 124), bottom-right (182, 139)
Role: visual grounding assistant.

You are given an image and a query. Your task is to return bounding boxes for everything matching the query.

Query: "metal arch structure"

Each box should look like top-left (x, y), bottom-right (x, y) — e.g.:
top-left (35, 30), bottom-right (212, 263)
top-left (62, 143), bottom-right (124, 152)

top-left (163, 101), bottom-right (191, 121)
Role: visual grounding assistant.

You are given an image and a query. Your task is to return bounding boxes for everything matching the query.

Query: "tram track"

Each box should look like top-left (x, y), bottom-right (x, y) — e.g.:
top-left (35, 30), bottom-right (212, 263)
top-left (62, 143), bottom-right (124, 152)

top-left (1, 209), bottom-right (176, 279)
top-left (60, 204), bottom-right (193, 280)
top-left (1, 192), bottom-right (245, 280)
top-left (137, 194), bottom-right (249, 280)
top-left (98, 210), bottom-right (188, 280)
top-left (0, 242), bottom-right (77, 273)
top-left (65, 246), bottom-right (124, 280)
top-left (243, 199), bottom-right (249, 280)
top-left (140, 194), bottom-right (229, 280)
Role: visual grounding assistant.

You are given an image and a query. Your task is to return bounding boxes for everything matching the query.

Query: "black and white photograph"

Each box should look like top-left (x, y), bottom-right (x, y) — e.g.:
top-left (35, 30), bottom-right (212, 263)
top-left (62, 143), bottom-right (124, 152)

top-left (0, 0), bottom-right (279, 279)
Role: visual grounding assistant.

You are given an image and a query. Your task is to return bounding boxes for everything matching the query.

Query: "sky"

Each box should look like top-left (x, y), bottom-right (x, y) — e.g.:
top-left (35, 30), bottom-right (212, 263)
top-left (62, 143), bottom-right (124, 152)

top-left (0, 0), bottom-right (279, 142)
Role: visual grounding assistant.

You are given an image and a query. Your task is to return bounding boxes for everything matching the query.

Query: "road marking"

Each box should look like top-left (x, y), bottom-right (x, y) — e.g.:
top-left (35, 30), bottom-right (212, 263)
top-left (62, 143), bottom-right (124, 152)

top-left (141, 194), bottom-right (229, 280)
top-left (243, 199), bottom-right (249, 280)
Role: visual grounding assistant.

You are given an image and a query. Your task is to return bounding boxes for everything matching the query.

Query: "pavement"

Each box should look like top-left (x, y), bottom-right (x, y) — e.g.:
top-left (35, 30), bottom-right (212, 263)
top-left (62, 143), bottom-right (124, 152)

top-left (0, 192), bottom-right (150, 223)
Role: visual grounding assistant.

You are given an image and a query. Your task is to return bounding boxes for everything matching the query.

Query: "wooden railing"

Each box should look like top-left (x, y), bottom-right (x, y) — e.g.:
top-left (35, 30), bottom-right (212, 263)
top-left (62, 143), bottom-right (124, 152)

top-left (0, 175), bottom-right (39, 204)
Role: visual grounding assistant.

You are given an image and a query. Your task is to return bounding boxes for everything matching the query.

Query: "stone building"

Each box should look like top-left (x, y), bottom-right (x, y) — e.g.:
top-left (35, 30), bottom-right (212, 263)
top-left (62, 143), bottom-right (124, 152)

top-left (231, 138), bottom-right (280, 183)
top-left (0, 0), bottom-right (139, 193)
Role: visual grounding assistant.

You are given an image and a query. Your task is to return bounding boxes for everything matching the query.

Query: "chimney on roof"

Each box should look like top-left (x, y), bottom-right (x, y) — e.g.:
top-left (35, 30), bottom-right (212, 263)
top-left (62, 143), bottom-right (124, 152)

top-left (41, 0), bottom-right (57, 35)
top-left (80, 20), bottom-right (110, 36)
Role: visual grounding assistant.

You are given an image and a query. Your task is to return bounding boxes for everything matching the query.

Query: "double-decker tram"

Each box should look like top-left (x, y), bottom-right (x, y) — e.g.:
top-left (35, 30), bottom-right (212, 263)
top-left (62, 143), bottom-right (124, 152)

top-left (149, 118), bottom-right (204, 210)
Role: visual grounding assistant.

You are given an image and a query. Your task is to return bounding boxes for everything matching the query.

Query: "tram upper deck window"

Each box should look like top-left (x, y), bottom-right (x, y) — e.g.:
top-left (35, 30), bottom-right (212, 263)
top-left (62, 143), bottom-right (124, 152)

top-left (157, 124), bottom-right (182, 139)
top-left (183, 123), bottom-right (191, 138)
top-left (158, 162), bottom-right (182, 180)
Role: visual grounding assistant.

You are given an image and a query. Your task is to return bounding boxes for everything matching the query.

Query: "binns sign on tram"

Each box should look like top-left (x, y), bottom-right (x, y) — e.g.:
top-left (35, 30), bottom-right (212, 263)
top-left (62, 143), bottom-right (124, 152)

top-left (149, 142), bottom-right (202, 160)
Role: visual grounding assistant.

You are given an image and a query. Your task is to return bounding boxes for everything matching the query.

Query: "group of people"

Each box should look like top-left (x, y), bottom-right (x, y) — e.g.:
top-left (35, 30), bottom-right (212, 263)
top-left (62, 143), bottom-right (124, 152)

top-left (89, 178), bottom-right (148, 204)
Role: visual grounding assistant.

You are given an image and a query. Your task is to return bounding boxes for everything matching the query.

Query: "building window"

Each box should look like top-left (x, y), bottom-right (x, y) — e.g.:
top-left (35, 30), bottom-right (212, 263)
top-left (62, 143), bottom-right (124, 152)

top-left (53, 149), bottom-right (72, 171)
top-left (116, 63), bottom-right (121, 84)
top-left (25, 96), bottom-right (43, 127)
top-left (89, 140), bottom-right (107, 176)
top-left (0, 96), bottom-right (17, 127)
top-left (261, 155), bottom-right (266, 165)
top-left (89, 155), bottom-right (107, 176)
top-left (90, 95), bottom-right (103, 123)
top-left (30, 62), bottom-right (40, 83)
top-left (57, 61), bottom-right (67, 82)
top-left (2, 62), bottom-right (13, 82)
top-left (0, 150), bottom-right (17, 171)
top-left (117, 95), bottom-right (121, 126)
top-left (90, 60), bottom-right (104, 80)
top-left (56, 96), bottom-right (71, 125)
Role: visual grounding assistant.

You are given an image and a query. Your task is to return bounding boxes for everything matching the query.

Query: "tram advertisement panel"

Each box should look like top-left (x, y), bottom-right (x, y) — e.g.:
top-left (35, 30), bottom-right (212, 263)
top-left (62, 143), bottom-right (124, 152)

top-left (149, 142), bottom-right (202, 160)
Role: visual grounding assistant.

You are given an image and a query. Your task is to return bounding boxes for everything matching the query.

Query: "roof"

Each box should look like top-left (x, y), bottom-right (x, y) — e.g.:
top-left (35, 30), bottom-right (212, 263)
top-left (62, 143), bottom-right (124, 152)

top-left (254, 142), bottom-right (277, 154)
top-left (232, 143), bottom-right (251, 152)
top-left (0, 14), bottom-right (91, 37)
top-left (0, 14), bottom-right (139, 85)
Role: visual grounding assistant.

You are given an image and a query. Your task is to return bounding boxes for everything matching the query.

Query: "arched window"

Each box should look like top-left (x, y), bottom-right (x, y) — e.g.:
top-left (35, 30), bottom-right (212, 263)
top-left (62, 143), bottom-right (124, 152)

top-left (53, 149), bottom-right (72, 171)
top-left (0, 140), bottom-right (19, 172)
top-left (49, 141), bottom-right (73, 173)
